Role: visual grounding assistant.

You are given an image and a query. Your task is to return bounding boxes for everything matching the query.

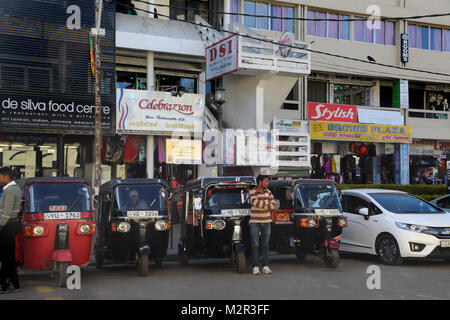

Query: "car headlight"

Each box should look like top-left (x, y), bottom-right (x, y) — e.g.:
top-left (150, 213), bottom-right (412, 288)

top-left (212, 220), bottom-right (226, 231)
top-left (155, 220), bottom-right (168, 231)
top-left (118, 222), bottom-right (131, 233)
top-left (395, 222), bottom-right (430, 233)
top-left (79, 224), bottom-right (90, 234)
top-left (33, 225), bottom-right (45, 236)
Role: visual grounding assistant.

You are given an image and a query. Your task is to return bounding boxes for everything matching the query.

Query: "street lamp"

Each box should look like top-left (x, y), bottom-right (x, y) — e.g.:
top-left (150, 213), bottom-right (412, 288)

top-left (214, 86), bottom-right (225, 129)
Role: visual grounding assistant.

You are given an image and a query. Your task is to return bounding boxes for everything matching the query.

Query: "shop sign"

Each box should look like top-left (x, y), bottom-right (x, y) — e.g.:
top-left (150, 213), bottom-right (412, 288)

top-left (393, 80), bottom-right (409, 109)
top-left (166, 139), bottom-right (202, 164)
top-left (116, 89), bottom-right (204, 135)
top-left (400, 34), bottom-right (409, 63)
top-left (425, 84), bottom-right (450, 93)
top-left (308, 73), bottom-right (374, 86)
top-left (357, 108), bottom-right (403, 126)
top-left (310, 121), bottom-right (412, 143)
top-left (308, 103), bottom-right (357, 123)
top-left (271, 117), bottom-right (309, 134)
top-left (205, 35), bottom-right (239, 81)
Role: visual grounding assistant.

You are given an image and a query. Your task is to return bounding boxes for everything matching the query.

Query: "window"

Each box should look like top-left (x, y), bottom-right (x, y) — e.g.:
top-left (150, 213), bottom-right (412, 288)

top-left (370, 193), bottom-right (441, 214)
top-left (354, 17), bottom-right (395, 45)
top-left (170, 0), bottom-right (209, 22)
top-left (430, 27), bottom-right (442, 51)
top-left (436, 196), bottom-right (450, 209)
top-left (444, 29), bottom-right (450, 52)
top-left (333, 84), bottom-right (366, 106)
top-left (308, 80), bottom-right (327, 103)
top-left (234, 1), bottom-right (294, 32)
top-left (307, 10), bottom-right (349, 40)
top-left (409, 24), bottom-right (450, 52)
top-left (342, 195), bottom-right (381, 215)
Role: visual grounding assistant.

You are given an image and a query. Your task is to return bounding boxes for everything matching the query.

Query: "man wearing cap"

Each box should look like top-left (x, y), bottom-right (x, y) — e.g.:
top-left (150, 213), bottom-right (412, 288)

top-left (128, 190), bottom-right (147, 210)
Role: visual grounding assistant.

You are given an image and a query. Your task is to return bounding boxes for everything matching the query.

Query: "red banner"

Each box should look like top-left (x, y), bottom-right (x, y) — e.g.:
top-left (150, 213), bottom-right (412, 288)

top-left (308, 102), bottom-right (357, 123)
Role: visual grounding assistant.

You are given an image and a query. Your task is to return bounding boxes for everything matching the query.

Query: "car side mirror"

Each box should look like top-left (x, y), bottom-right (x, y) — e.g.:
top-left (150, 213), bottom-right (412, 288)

top-left (359, 207), bottom-right (369, 216)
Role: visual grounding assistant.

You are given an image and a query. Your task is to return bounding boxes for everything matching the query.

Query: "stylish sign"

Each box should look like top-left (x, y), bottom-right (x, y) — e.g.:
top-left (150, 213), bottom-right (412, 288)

top-left (308, 103), bottom-right (357, 123)
top-left (205, 35), bottom-right (239, 81)
top-left (166, 139), bottom-right (202, 164)
top-left (310, 121), bottom-right (412, 143)
top-left (116, 89), bottom-right (204, 135)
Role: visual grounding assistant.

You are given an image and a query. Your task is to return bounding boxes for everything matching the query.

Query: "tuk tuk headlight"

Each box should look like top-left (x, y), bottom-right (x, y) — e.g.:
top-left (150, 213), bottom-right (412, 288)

top-left (155, 220), bottom-right (168, 231)
top-left (79, 224), bottom-right (91, 234)
top-left (212, 220), bottom-right (226, 231)
top-left (308, 219), bottom-right (317, 227)
top-left (117, 222), bottom-right (131, 233)
top-left (33, 225), bottom-right (45, 236)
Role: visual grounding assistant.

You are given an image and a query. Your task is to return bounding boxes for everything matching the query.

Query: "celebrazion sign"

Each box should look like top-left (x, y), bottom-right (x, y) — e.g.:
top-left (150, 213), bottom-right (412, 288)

top-left (116, 89), bottom-right (204, 135)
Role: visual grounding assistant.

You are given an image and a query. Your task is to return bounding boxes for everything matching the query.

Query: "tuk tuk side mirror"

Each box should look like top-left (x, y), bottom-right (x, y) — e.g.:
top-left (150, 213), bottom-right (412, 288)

top-left (274, 199), bottom-right (280, 210)
top-left (193, 197), bottom-right (202, 211)
top-left (106, 194), bottom-right (111, 202)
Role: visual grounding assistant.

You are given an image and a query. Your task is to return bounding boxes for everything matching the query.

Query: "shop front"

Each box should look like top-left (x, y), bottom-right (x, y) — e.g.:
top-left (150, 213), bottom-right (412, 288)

top-left (308, 103), bottom-right (412, 185)
top-left (115, 88), bottom-right (204, 188)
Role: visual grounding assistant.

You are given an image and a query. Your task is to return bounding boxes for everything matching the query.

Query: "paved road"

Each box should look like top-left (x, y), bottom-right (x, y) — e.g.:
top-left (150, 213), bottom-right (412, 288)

top-left (3, 251), bottom-right (450, 300)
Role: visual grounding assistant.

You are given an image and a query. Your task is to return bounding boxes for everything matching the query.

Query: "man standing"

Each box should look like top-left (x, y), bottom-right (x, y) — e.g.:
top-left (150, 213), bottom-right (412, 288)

top-left (0, 167), bottom-right (22, 294)
top-left (249, 175), bottom-right (275, 275)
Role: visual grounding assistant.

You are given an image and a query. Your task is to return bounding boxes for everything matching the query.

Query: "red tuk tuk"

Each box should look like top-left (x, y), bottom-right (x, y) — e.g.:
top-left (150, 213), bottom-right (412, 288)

top-left (16, 178), bottom-right (95, 287)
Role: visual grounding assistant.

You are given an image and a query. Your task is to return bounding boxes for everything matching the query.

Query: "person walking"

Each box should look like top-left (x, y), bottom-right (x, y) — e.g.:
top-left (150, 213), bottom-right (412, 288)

top-left (249, 175), bottom-right (275, 275)
top-left (0, 167), bottom-right (22, 294)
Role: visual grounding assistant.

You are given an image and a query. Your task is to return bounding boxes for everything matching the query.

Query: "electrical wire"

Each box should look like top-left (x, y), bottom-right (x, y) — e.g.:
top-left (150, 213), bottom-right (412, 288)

top-left (131, 0), bottom-right (450, 22)
top-left (117, 3), bottom-right (450, 78)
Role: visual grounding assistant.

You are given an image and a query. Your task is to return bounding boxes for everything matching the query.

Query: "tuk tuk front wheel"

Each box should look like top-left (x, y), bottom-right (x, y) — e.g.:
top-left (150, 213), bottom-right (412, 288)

top-left (56, 262), bottom-right (68, 287)
top-left (95, 251), bottom-right (104, 269)
top-left (235, 251), bottom-right (246, 273)
top-left (179, 247), bottom-right (189, 265)
top-left (139, 254), bottom-right (149, 276)
top-left (323, 248), bottom-right (339, 268)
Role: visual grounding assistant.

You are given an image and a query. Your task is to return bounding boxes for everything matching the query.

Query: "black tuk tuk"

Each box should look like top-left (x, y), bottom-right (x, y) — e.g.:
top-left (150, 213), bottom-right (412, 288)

top-left (95, 179), bottom-right (171, 276)
top-left (269, 179), bottom-right (347, 268)
top-left (179, 176), bottom-right (256, 273)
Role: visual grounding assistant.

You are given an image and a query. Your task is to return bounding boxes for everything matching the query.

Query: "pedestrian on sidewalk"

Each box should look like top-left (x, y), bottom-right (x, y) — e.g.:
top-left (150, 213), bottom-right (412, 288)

top-left (0, 167), bottom-right (22, 294)
top-left (249, 175), bottom-right (275, 275)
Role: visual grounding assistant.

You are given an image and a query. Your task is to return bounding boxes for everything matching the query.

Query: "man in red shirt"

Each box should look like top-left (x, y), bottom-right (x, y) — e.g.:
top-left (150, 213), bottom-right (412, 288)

top-left (249, 175), bottom-right (275, 275)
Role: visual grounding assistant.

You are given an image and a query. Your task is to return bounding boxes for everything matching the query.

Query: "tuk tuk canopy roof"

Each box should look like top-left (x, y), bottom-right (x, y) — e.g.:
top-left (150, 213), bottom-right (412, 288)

top-left (16, 177), bottom-right (91, 190)
top-left (269, 179), bottom-right (337, 189)
top-left (183, 176), bottom-right (256, 192)
top-left (100, 178), bottom-right (169, 193)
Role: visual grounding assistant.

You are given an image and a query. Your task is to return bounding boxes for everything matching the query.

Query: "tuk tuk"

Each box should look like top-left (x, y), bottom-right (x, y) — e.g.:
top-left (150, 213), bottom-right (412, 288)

top-left (95, 179), bottom-right (171, 276)
top-left (269, 179), bottom-right (347, 268)
top-left (179, 176), bottom-right (256, 273)
top-left (16, 178), bottom-right (95, 287)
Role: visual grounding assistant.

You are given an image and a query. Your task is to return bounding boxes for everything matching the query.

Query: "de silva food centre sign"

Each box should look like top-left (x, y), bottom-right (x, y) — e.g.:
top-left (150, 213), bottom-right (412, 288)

top-left (116, 89), bottom-right (204, 135)
top-left (205, 35), bottom-right (239, 81)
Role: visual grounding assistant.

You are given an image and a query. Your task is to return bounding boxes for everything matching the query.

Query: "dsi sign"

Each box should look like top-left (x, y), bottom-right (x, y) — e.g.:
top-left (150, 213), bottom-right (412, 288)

top-left (205, 35), bottom-right (239, 81)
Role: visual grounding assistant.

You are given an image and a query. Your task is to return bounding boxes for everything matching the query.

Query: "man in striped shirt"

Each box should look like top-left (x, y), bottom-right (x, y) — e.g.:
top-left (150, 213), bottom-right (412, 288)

top-left (249, 175), bottom-right (275, 275)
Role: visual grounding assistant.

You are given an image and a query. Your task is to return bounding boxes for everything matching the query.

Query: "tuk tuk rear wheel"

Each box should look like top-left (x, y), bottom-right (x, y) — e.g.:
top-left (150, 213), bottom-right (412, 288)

top-left (95, 252), bottom-right (104, 269)
top-left (295, 248), bottom-right (307, 261)
top-left (323, 248), bottom-right (339, 268)
top-left (155, 258), bottom-right (162, 267)
top-left (56, 262), bottom-right (68, 287)
top-left (235, 251), bottom-right (246, 273)
top-left (179, 248), bottom-right (189, 266)
top-left (139, 254), bottom-right (149, 276)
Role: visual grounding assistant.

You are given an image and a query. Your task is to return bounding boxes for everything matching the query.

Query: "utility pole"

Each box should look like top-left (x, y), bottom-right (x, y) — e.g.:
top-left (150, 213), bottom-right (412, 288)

top-left (93, 0), bottom-right (105, 203)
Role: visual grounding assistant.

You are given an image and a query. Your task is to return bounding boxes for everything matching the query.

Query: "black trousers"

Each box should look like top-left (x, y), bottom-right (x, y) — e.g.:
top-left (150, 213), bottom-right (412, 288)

top-left (0, 222), bottom-right (19, 288)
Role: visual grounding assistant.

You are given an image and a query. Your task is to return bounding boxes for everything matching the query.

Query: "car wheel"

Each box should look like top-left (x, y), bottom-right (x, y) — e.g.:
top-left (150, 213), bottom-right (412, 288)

top-left (376, 235), bottom-right (404, 266)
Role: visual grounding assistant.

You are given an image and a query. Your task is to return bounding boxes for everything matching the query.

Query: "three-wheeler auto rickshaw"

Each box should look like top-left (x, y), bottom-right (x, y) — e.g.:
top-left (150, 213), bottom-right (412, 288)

top-left (95, 179), bottom-right (171, 276)
top-left (16, 178), bottom-right (95, 287)
top-left (268, 179), bottom-right (347, 268)
top-left (179, 176), bottom-right (255, 273)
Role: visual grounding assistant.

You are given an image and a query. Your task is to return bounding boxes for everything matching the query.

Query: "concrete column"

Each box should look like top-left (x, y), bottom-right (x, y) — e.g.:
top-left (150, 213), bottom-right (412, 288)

top-left (147, 51), bottom-right (155, 178)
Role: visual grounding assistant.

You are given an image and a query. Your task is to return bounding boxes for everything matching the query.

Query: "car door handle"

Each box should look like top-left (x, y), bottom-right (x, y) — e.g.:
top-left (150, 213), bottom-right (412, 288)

top-left (373, 219), bottom-right (378, 222)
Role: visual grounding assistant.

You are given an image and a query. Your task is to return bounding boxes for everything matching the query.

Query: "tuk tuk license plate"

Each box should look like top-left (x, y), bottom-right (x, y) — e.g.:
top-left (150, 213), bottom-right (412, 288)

top-left (221, 209), bottom-right (251, 217)
top-left (441, 240), bottom-right (450, 248)
top-left (314, 209), bottom-right (340, 215)
top-left (126, 211), bottom-right (159, 218)
top-left (44, 212), bottom-right (81, 220)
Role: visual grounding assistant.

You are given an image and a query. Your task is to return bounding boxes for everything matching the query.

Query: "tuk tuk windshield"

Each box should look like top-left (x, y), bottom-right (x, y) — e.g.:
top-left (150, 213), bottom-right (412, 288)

top-left (27, 183), bottom-right (91, 213)
top-left (295, 184), bottom-right (341, 210)
top-left (206, 186), bottom-right (250, 209)
top-left (114, 185), bottom-right (166, 211)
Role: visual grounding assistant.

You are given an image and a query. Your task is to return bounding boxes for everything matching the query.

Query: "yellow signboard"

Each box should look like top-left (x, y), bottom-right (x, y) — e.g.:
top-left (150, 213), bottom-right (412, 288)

top-left (166, 139), bottom-right (202, 164)
top-left (310, 121), bottom-right (412, 143)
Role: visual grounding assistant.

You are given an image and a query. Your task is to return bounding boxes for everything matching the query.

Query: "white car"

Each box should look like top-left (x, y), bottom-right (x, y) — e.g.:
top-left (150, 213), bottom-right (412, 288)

top-left (340, 189), bottom-right (450, 265)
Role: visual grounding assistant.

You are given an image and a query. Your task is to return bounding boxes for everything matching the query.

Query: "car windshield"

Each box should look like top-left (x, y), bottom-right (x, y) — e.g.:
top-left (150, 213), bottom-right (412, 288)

top-left (295, 184), bottom-right (341, 209)
top-left (114, 185), bottom-right (166, 210)
top-left (370, 193), bottom-right (442, 214)
top-left (27, 183), bottom-right (91, 213)
top-left (206, 186), bottom-right (250, 209)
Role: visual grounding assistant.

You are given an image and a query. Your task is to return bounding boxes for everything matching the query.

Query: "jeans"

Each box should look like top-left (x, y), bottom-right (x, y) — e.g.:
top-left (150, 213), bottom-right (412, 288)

top-left (250, 223), bottom-right (271, 268)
